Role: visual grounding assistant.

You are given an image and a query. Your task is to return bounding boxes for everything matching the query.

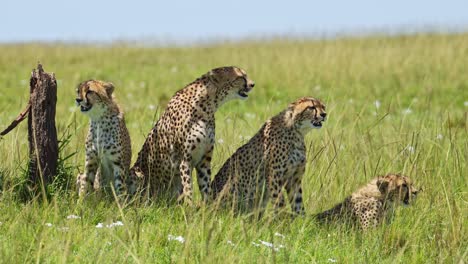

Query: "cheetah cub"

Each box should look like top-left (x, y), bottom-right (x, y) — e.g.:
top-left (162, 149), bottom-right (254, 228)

top-left (315, 173), bottom-right (419, 230)
top-left (211, 97), bottom-right (327, 215)
top-left (75, 80), bottom-right (133, 198)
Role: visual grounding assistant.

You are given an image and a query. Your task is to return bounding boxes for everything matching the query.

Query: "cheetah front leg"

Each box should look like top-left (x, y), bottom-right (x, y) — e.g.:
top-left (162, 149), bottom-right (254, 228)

top-left (287, 165), bottom-right (305, 215)
top-left (178, 154), bottom-right (194, 205)
top-left (110, 156), bottom-right (127, 197)
top-left (268, 168), bottom-right (287, 210)
top-left (78, 149), bottom-right (98, 198)
top-left (195, 145), bottom-right (213, 202)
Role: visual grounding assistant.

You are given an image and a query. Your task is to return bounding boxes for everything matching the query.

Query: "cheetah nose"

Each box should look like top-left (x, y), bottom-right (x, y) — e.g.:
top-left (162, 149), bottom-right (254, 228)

top-left (250, 82), bottom-right (255, 88)
top-left (320, 112), bottom-right (327, 118)
top-left (75, 98), bottom-right (83, 104)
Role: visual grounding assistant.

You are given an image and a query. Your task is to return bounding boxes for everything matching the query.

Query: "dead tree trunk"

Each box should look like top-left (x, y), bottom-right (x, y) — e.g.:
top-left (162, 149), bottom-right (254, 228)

top-left (27, 64), bottom-right (58, 193)
top-left (0, 63), bottom-right (59, 198)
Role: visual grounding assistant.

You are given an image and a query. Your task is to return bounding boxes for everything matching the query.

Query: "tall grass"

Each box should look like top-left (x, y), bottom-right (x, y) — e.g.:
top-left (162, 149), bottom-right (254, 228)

top-left (0, 33), bottom-right (466, 263)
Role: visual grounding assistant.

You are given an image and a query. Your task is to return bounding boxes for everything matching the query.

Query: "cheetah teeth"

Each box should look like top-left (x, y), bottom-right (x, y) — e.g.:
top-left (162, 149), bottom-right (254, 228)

top-left (80, 105), bottom-right (92, 112)
top-left (312, 121), bottom-right (323, 127)
top-left (238, 91), bottom-right (249, 98)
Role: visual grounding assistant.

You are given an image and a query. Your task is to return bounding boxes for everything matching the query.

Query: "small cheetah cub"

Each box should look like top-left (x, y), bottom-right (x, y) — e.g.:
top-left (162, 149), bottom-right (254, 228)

top-left (75, 80), bottom-right (133, 198)
top-left (315, 173), bottom-right (420, 230)
top-left (211, 97), bottom-right (327, 215)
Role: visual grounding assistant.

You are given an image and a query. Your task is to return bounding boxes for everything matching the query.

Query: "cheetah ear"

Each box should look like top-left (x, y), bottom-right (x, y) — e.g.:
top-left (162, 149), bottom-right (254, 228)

top-left (377, 178), bottom-right (390, 194)
top-left (103, 82), bottom-right (115, 97)
top-left (207, 70), bottom-right (220, 84)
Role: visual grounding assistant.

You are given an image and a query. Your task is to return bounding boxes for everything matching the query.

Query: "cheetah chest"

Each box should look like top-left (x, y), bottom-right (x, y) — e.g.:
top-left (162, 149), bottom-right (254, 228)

top-left (187, 120), bottom-right (214, 166)
top-left (287, 147), bottom-right (306, 169)
top-left (90, 123), bottom-right (120, 175)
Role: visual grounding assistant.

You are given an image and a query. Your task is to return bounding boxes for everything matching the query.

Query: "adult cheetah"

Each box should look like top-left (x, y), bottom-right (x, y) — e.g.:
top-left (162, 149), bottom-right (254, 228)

top-left (130, 66), bottom-right (255, 203)
top-left (211, 97), bottom-right (327, 215)
top-left (75, 80), bottom-right (133, 197)
top-left (315, 173), bottom-right (419, 230)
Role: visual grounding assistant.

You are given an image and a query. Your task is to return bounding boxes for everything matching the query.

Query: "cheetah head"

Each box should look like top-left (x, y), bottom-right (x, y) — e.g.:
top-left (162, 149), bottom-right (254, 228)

top-left (75, 80), bottom-right (115, 118)
top-left (377, 174), bottom-right (420, 205)
top-left (207, 66), bottom-right (255, 104)
top-left (288, 97), bottom-right (327, 131)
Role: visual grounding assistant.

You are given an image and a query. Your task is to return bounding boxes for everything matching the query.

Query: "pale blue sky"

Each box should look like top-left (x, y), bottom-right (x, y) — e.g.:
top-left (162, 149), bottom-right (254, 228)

top-left (1, 0), bottom-right (467, 43)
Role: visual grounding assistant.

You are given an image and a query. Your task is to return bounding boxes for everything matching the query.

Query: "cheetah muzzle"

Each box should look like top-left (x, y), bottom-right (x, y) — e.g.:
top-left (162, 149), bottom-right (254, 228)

top-left (75, 98), bottom-right (92, 112)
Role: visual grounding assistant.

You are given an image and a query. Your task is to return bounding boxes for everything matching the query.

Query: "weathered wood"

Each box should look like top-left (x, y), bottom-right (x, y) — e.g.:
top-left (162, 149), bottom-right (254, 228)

top-left (27, 64), bottom-right (58, 191)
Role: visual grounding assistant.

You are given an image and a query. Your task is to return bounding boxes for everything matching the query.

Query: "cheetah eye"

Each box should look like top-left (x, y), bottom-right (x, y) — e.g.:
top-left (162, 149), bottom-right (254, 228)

top-left (308, 106), bottom-right (316, 110)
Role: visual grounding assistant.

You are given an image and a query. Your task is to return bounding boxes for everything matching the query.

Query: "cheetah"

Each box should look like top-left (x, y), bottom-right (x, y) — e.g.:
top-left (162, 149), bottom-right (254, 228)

top-left (315, 173), bottom-right (419, 230)
top-left (211, 97), bottom-right (327, 215)
top-left (75, 80), bottom-right (133, 197)
top-left (130, 66), bottom-right (255, 203)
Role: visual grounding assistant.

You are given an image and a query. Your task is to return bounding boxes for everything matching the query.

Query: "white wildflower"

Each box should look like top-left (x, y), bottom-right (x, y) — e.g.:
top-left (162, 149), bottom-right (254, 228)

top-left (217, 138), bottom-right (224, 144)
top-left (436, 134), bottom-right (443, 140)
top-left (314, 85), bottom-right (321, 91)
top-left (148, 104), bottom-right (156, 111)
top-left (96, 223), bottom-right (104, 228)
top-left (106, 221), bottom-right (124, 228)
top-left (106, 241), bottom-right (112, 246)
top-left (139, 81), bottom-right (146, 88)
top-left (259, 240), bottom-right (284, 252)
top-left (328, 258), bottom-right (337, 263)
top-left (227, 240), bottom-right (235, 246)
top-left (374, 100), bottom-right (381, 109)
top-left (406, 145), bottom-right (415, 153)
top-left (464, 101), bottom-right (468, 107)
top-left (260, 240), bottom-right (274, 248)
top-left (45, 223), bottom-right (53, 227)
top-left (245, 113), bottom-right (256, 119)
top-left (251, 242), bottom-right (261, 247)
top-left (274, 232), bottom-right (285, 238)
top-left (402, 108), bottom-right (412, 115)
top-left (0, 222), bottom-right (3, 225)
top-left (66, 214), bottom-right (81, 220)
top-left (171, 66), bottom-right (178, 73)
top-left (348, 98), bottom-right (354, 104)
top-left (168, 235), bottom-right (185, 243)
top-left (226, 118), bottom-right (232, 123)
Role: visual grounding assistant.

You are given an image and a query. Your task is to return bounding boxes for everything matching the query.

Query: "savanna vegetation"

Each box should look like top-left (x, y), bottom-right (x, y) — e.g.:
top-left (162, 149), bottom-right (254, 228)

top-left (0, 33), bottom-right (466, 263)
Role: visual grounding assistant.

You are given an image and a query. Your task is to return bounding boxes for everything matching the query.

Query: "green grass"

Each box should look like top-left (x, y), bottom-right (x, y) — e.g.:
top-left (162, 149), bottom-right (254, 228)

top-left (0, 33), bottom-right (466, 263)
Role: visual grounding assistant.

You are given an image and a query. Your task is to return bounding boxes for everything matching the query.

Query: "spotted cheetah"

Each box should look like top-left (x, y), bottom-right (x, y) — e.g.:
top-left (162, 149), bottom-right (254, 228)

top-left (75, 80), bottom-right (133, 197)
top-left (130, 66), bottom-right (255, 203)
top-left (211, 97), bottom-right (327, 215)
top-left (315, 173), bottom-right (419, 230)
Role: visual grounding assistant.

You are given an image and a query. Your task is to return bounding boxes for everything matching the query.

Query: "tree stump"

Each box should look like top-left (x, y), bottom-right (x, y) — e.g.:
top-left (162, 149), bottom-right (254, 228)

top-left (0, 63), bottom-right (59, 198)
top-left (27, 64), bottom-right (58, 193)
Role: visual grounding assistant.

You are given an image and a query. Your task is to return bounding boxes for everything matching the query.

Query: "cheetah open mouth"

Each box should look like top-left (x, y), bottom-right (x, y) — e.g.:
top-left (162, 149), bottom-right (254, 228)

top-left (238, 87), bottom-right (252, 98)
top-left (312, 121), bottom-right (323, 128)
top-left (80, 104), bottom-right (92, 112)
